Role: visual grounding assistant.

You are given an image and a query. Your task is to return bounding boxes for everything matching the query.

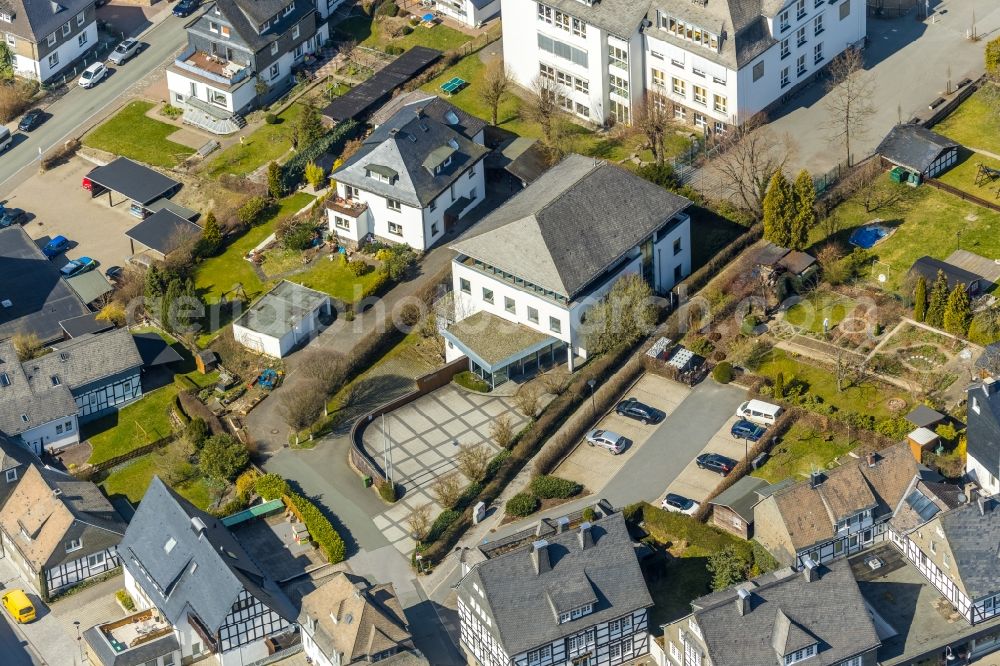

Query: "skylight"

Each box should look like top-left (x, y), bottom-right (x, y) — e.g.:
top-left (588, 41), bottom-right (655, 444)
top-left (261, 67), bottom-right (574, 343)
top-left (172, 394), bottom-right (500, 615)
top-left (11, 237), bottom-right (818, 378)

top-left (444, 110), bottom-right (459, 125)
top-left (0, 372), bottom-right (9, 387)
top-left (164, 537), bottom-right (177, 554)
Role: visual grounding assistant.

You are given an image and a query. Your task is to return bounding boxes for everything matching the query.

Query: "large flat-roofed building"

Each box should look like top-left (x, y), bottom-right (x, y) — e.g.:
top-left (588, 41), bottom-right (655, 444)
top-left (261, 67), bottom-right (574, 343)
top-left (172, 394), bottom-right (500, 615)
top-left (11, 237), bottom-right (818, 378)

top-left (232, 280), bottom-right (332, 358)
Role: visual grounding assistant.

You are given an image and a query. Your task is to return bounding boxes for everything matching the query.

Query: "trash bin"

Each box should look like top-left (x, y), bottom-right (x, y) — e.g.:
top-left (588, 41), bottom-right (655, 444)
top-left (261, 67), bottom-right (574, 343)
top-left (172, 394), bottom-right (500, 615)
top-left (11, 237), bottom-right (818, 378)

top-left (363, 476), bottom-right (373, 488)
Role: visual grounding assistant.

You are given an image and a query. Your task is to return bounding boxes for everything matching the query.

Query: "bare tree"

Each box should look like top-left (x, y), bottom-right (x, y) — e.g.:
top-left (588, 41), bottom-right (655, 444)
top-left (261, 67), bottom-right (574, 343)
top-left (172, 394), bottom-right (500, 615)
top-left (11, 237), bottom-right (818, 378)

top-left (432, 473), bottom-right (464, 509)
top-left (478, 57), bottom-right (513, 126)
top-left (525, 75), bottom-right (562, 149)
top-left (515, 385), bottom-right (540, 418)
top-left (845, 158), bottom-right (891, 213)
top-left (824, 49), bottom-right (876, 167)
top-left (11, 331), bottom-right (43, 361)
top-left (406, 504), bottom-right (432, 541)
top-left (455, 443), bottom-right (493, 483)
top-left (277, 379), bottom-right (327, 440)
top-left (820, 210), bottom-right (843, 240)
top-left (711, 116), bottom-right (793, 220)
top-left (631, 92), bottom-right (675, 166)
top-left (489, 413), bottom-right (515, 449)
top-left (299, 349), bottom-right (348, 395)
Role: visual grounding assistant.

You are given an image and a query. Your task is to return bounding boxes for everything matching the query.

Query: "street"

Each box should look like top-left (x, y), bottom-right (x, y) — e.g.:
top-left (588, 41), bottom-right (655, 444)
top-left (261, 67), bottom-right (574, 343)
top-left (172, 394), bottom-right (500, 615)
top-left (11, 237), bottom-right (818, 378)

top-left (0, 611), bottom-right (38, 666)
top-left (0, 11), bottom-right (188, 198)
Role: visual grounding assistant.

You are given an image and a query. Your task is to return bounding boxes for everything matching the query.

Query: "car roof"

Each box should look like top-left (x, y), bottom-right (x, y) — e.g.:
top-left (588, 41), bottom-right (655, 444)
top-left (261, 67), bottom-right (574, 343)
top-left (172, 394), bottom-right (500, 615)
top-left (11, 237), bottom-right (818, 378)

top-left (48, 235), bottom-right (66, 243)
top-left (601, 430), bottom-right (622, 439)
top-left (84, 62), bottom-right (103, 72)
top-left (121, 38), bottom-right (137, 45)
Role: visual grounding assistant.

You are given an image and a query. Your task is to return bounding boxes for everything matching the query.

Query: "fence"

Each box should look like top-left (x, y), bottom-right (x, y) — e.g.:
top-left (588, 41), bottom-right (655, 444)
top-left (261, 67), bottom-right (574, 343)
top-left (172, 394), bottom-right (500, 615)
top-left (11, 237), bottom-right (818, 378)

top-left (84, 435), bottom-right (175, 477)
top-left (926, 178), bottom-right (1000, 213)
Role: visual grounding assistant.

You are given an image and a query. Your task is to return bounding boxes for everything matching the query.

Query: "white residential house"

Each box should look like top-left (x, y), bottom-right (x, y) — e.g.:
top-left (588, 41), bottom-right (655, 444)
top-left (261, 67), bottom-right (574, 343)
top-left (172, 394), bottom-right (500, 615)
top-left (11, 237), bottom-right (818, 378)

top-left (502, 0), bottom-right (866, 132)
top-left (431, 0), bottom-right (500, 28)
top-left (327, 97), bottom-right (489, 251)
top-left (1, 0), bottom-right (98, 82)
top-left (232, 280), bottom-right (332, 359)
top-left (456, 512), bottom-right (653, 666)
top-left (118, 477), bottom-right (298, 666)
top-left (443, 153), bottom-right (691, 386)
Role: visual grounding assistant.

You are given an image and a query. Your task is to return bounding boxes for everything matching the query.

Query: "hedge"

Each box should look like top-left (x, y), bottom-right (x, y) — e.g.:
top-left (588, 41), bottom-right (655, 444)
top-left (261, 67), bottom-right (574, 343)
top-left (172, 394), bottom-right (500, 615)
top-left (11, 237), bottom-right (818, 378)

top-left (285, 491), bottom-right (346, 564)
top-left (281, 120), bottom-right (361, 191)
top-left (426, 509), bottom-right (460, 543)
top-left (505, 492), bottom-right (539, 517)
top-left (255, 473), bottom-right (290, 500)
top-left (712, 361), bottom-right (733, 384)
top-left (529, 475), bottom-right (582, 499)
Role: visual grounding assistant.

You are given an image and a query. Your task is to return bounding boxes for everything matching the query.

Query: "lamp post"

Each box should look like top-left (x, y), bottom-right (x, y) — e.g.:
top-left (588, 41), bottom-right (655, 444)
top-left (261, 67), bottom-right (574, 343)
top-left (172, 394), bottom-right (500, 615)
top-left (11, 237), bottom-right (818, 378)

top-left (587, 379), bottom-right (596, 414)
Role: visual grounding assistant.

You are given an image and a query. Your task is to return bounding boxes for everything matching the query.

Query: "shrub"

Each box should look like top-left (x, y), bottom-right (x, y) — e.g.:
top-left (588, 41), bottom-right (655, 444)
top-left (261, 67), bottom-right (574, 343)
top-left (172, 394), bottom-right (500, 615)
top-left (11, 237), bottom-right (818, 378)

top-left (529, 475), bottom-right (582, 499)
top-left (281, 120), bottom-right (360, 191)
top-left (199, 435), bottom-right (250, 482)
top-left (255, 473), bottom-right (290, 500)
top-left (39, 138), bottom-right (80, 172)
top-left (237, 196), bottom-right (271, 226)
top-left (582, 507), bottom-right (596, 522)
top-left (115, 589), bottom-right (135, 612)
top-left (376, 0), bottom-right (399, 16)
top-left (401, 25), bottom-right (413, 35)
top-left (382, 245), bottom-right (418, 282)
top-left (264, 113), bottom-right (279, 124)
top-left (378, 480), bottom-right (397, 502)
top-left (0, 81), bottom-right (35, 123)
top-left (348, 259), bottom-right (371, 276)
top-left (712, 361), bottom-right (733, 384)
top-left (385, 44), bottom-right (404, 56)
top-left (399, 302), bottom-right (422, 327)
top-left (425, 509), bottom-right (460, 543)
top-left (454, 371), bottom-right (489, 392)
top-left (278, 219), bottom-right (316, 251)
top-left (216, 496), bottom-right (249, 517)
top-left (506, 492), bottom-right (539, 517)
top-left (235, 469), bottom-right (260, 499)
top-left (485, 450), bottom-right (511, 479)
top-left (285, 491), bottom-right (346, 563)
top-left (184, 417), bottom-right (210, 449)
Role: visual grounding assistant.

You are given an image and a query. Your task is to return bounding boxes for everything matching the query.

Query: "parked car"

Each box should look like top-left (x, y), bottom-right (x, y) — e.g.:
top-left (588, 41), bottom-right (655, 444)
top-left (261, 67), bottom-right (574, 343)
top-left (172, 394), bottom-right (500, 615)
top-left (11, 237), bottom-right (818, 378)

top-left (586, 429), bottom-right (627, 454)
top-left (18, 108), bottom-right (43, 132)
top-left (736, 399), bottom-right (783, 426)
top-left (731, 419), bottom-right (767, 442)
top-left (78, 62), bottom-right (107, 88)
top-left (662, 493), bottom-right (699, 515)
top-left (108, 38), bottom-right (141, 65)
top-left (696, 453), bottom-right (737, 476)
top-left (42, 235), bottom-right (70, 258)
top-left (60, 257), bottom-right (96, 277)
top-left (1, 589), bottom-right (35, 624)
top-left (173, 0), bottom-right (200, 16)
top-left (105, 265), bottom-right (124, 282)
top-left (0, 208), bottom-right (27, 227)
top-left (615, 397), bottom-right (664, 424)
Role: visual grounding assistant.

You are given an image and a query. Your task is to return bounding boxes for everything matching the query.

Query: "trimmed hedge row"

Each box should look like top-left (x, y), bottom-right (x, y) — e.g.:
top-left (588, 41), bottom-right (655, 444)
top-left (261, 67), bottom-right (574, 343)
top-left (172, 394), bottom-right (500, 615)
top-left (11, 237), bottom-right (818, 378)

top-left (529, 475), bottom-right (582, 499)
top-left (280, 120), bottom-right (360, 190)
top-left (505, 493), bottom-right (539, 517)
top-left (255, 473), bottom-right (289, 500)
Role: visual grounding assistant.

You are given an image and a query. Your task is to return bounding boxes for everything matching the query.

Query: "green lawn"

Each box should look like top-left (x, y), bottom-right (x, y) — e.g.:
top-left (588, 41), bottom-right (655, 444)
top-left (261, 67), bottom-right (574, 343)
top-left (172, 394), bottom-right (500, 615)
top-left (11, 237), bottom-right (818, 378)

top-left (204, 103), bottom-right (305, 178)
top-left (84, 385), bottom-right (179, 465)
top-left (785, 292), bottom-right (856, 333)
top-left (753, 349), bottom-right (906, 421)
top-left (83, 101), bottom-right (194, 168)
top-left (99, 445), bottom-right (216, 510)
top-left (936, 147), bottom-right (1000, 201)
top-left (293, 254), bottom-right (384, 302)
top-left (753, 422), bottom-right (856, 484)
top-left (933, 87), bottom-right (1000, 155)
top-left (335, 14), bottom-right (472, 52)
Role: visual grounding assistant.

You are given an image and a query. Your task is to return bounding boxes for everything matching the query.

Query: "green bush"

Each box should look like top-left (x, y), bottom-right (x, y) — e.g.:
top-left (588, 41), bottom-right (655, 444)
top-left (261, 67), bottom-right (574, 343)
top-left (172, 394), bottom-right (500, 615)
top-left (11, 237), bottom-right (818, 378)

top-left (454, 482), bottom-right (483, 511)
top-left (454, 371), bottom-right (489, 392)
top-left (255, 473), bottom-right (290, 500)
top-left (376, 0), bottom-right (399, 15)
top-left (485, 450), bottom-right (511, 479)
top-left (348, 259), bottom-right (371, 276)
top-left (237, 196), bottom-right (271, 227)
top-left (215, 496), bottom-right (249, 518)
top-left (115, 589), bottom-right (135, 612)
top-left (199, 435), bottom-right (250, 482)
top-left (426, 509), bottom-right (460, 543)
top-left (264, 113), bottom-right (279, 124)
top-left (582, 507), bottom-right (596, 522)
top-left (286, 491), bottom-right (346, 563)
top-left (184, 417), bottom-right (210, 449)
top-left (712, 361), bottom-right (733, 384)
top-left (529, 475), bottom-right (582, 499)
top-left (385, 44), bottom-right (404, 55)
top-left (401, 25), bottom-right (413, 35)
top-left (505, 492), bottom-right (539, 517)
top-left (378, 480), bottom-right (397, 502)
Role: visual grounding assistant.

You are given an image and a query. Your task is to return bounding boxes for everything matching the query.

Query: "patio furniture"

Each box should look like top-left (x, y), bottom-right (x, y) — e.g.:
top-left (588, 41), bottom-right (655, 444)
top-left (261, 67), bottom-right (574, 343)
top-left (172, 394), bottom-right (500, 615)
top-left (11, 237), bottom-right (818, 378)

top-left (440, 77), bottom-right (467, 95)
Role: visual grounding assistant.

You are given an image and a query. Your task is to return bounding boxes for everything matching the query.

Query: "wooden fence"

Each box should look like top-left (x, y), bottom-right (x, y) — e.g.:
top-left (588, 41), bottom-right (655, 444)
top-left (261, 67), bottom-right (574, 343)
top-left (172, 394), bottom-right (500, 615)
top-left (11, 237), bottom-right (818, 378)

top-left (83, 435), bottom-right (175, 477)
top-left (926, 178), bottom-right (1000, 213)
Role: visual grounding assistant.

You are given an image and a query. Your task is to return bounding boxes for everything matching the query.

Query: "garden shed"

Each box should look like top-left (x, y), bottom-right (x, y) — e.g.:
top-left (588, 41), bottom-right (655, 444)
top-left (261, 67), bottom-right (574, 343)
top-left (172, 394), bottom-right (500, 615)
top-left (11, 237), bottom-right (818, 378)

top-left (876, 124), bottom-right (958, 180)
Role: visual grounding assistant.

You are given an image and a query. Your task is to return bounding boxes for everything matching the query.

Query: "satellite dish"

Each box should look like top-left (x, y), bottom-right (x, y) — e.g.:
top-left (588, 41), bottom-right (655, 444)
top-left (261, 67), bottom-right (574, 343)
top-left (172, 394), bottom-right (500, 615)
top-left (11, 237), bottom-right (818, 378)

top-left (878, 274), bottom-right (887, 283)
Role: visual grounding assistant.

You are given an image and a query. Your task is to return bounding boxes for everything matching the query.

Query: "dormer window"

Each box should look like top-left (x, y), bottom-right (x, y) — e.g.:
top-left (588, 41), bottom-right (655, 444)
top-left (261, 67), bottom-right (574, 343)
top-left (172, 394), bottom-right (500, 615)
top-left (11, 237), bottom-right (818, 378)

top-left (0, 12), bottom-right (11, 22)
top-left (365, 165), bottom-right (397, 184)
top-left (66, 538), bottom-right (83, 553)
top-left (283, 3), bottom-right (294, 16)
top-left (260, 19), bottom-right (269, 31)
top-left (221, 25), bottom-right (230, 38)
top-left (557, 603), bottom-right (593, 623)
top-left (784, 644), bottom-right (817, 665)
top-left (209, 21), bottom-right (219, 33)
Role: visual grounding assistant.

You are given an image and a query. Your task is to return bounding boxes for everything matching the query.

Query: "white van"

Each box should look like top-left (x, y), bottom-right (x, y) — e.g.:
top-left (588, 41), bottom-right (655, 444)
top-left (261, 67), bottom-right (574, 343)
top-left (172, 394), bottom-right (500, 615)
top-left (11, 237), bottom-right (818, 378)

top-left (736, 399), bottom-right (783, 426)
top-left (0, 127), bottom-right (12, 152)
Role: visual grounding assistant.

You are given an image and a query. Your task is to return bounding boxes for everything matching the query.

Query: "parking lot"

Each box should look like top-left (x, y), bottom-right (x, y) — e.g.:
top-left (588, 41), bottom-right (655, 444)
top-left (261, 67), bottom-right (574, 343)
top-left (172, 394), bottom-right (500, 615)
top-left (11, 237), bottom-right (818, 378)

top-left (8, 156), bottom-right (137, 274)
top-left (662, 414), bottom-right (753, 506)
top-left (554, 374), bottom-right (691, 493)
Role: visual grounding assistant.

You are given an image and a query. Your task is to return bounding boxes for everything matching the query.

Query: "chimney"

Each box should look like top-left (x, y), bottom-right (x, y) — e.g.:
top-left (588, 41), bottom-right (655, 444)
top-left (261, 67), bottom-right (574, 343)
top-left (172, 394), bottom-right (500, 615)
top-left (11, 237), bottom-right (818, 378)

top-left (802, 556), bottom-right (818, 582)
top-left (578, 522), bottom-right (594, 550)
top-left (190, 516), bottom-right (207, 538)
top-left (415, 106), bottom-right (424, 118)
top-left (809, 471), bottom-right (824, 489)
top-left (978, 492), bottom-right (991, 516)
top-left (531, 540), bottom-right (550, 574)
top-left (735, 587), bottom-right (752, 616)
top-left (985, 377), bottom-right (999, 396)
top-left (866, 452), bottom-right (876, 468)
top-left (556, 516), bottom-right (569, 534)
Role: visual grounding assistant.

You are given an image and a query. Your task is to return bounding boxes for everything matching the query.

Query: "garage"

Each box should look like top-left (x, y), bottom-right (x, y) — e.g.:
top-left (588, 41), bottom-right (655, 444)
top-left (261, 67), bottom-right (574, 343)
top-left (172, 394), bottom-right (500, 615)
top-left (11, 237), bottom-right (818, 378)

top-left (232, 280), bottom-right (332, 358)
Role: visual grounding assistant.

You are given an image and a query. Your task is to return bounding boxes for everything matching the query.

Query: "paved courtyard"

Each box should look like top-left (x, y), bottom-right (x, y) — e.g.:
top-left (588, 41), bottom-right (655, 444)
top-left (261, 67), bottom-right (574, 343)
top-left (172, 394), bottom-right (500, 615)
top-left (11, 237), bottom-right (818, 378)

top-left (368, 384), bottom-right (529, 555)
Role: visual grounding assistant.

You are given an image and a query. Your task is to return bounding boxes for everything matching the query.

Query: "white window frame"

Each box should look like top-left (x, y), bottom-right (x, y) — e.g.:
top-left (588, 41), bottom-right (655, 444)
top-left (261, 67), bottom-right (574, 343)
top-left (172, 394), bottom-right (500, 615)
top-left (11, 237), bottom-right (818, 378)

top-left (334, 215), bottom-right (350, 231)
top-left (292, 24), bottom-right (300, 39)
top-left (814, 14), bottom-right (823, 35)
top-left (62, 21), bottom-right (71, 37)
top-left (48, 51), bottom-right (59, 67)
top-left (4, 469), bottom-right (16, 483)
top-left (76, 11), bottom-right (85, 26)
top-left (386, 197), bottom-right (402, 212)
top-left (388, 221), bottom-right (403, 236)
top-left (78, 32), bottom-right (87, 47)
top-left (87, 551), bottom-right (105, 567)
top-left (66, 538), bottom-right (83, 553)
top-left (270, 41), bottom-right (279, 55)
top-left (47, 32), bottom-right (57, 46)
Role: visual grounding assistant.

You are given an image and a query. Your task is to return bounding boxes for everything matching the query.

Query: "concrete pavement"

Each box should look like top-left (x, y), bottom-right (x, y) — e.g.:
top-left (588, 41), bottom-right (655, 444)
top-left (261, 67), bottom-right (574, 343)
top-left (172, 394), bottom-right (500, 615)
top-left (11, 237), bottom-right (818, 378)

top-left (0, 11), bottom-right (189, 198)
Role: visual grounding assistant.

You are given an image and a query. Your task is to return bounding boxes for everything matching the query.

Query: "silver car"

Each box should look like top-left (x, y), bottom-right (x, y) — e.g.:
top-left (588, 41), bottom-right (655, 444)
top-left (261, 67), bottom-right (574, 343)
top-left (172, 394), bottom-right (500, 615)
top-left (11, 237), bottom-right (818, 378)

top-left (585, 429), bottom-right (626, 454)
top-left (108, 38), bottom-right (140, 65)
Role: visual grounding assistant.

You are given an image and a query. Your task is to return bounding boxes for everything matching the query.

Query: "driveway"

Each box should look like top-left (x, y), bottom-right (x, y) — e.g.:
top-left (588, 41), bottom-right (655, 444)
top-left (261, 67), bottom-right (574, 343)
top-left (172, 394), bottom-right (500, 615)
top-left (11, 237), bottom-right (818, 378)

top-left (663, 416), bottom-right (750, 504)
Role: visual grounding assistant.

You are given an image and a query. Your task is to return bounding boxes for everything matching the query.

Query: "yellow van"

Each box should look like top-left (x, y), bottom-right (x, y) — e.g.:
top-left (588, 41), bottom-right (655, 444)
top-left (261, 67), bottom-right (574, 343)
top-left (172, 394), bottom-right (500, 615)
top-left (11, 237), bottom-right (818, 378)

top-left (2, 589), bottom-right (35, 623)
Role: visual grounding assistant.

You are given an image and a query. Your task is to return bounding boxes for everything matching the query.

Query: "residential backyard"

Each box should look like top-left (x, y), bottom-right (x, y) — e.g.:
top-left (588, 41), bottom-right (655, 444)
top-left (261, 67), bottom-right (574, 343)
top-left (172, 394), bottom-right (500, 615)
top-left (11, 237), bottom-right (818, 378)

top-left (784, 291), bottom-right (856, 334)
top-left (932, 86), bottom-right (1000, 156)
top-left (83, 385), bottom-right (179, 465)
top-left (83, 100), bottom-right (195, 168)
top-left (936, 147), bottom-right (1000, 201)
top-left (203, 102), bottom-right (305, 178)
top-left (99, 442), bottom-right (217, 510)
top-left (752, 422), bottom-right (856, 484)
top-left (334, 14), bottom-right (475, 52)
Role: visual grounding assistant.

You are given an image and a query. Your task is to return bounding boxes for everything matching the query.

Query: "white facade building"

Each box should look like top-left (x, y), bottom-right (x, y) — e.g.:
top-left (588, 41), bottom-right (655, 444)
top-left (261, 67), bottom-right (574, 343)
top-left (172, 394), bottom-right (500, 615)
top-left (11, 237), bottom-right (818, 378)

top-left (328, 97), bottom-right (489, 251)
top-left (502, 0), bottom-right (866, 131)
top-left (432, 0), bottom-right (500, 28)
top-left (2, 0), bottom-right (99, 83)
top-left (232, 280), bottom-right (332, 358)
top-left (443, 153), bottom-right (690, 386)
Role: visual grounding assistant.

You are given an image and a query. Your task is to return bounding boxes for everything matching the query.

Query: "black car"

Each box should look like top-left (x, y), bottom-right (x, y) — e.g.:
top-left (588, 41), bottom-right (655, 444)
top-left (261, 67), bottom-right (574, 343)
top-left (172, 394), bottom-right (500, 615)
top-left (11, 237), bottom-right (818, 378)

top-left (173, 0), bottom-right (199, 16)
top-left (0, 208), bottom-right (27, 227)
top-left (105, 266), bottom-right (124, 282)
top-left (615, 398), bottom-right (664, 424)
top-left (731, 418), bottom-right (767, 442)
top-left (696, 453), bottom-right (737, 476)
top-left (18, 109), bottom-right (43, 132)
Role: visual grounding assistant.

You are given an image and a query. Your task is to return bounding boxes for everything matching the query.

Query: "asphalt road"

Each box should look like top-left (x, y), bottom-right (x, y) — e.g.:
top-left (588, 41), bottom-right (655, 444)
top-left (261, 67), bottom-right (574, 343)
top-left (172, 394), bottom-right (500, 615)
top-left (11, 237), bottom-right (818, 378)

top-left (0, 612), bottom-right (38, 666)
top-left (0, 13), bottom-right (189, 198)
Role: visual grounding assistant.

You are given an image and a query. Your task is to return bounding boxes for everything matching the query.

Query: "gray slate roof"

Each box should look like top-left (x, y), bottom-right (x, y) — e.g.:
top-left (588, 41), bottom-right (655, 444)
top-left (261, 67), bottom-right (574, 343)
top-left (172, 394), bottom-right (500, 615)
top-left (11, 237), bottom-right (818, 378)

top-left (193, 0), bottom-right (315, 52)
top-left (906, 404), bottom-right (945, 429)
top-left (689, 560), bottom-right (880, 665)
top-left (648, 0), bottom-right (776, 69)
top-left (333, 100), bottom-right (489, 209)
top-left (35, 328), bottom-right (143, 390)
top-left (451, 154), bottom-right (690, 300)
top-left (119, 477), bottom-right (297, 634)
top-left (936, 496), bottom-right (1000, 599)
top-left (969, 382), bottom-right (1000, 479)
top-left (457, 512), bottom-right (652, 656)
top-left (538, 0), bottom-right (648, 38)
top-left (876, 124), bottom-right (958, 174)
top-left (0, 339), bottom-right (78, 438)
top-left (233, 280), bottom-right (330, 339)
top-left (0, 0), bottom-right (92, 44)
top-left (709, 475), bottom-right (770, 522)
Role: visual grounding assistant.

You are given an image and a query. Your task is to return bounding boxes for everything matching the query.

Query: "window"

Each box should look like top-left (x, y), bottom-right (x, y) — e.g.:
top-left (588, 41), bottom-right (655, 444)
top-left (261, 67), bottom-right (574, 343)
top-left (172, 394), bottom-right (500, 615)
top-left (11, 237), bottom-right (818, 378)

top-left (209, 89), bottom-right (226, 106)
top-left (609, 616), bottom-right (633, 632)
top-left (692, 85), bottom-right (707, 105)
top-left (537, 33), bottom-right (588, 67)
top-left (796, 26), bottom-right (806, 46)
top-left (62, 21), bottom-right (71, 36)
top-left (568, 628), bottom-right (595, 651)
top-left (673, 237), bottom-right (682, 256)
top-left (651, 50), bottom-right (663, 60)
top-left (671, 77), bottom-right (686, 96)
top-left (657, 13), bottom-right (718, 50)
top-left (797, 54), bottom-right (806, 76)
top-left (0, 372), bottom-right (8, 386)
top-left (527, 646), bottom-right (551, 665)
top-left (78, 32), bottom-right (87, 46)
top-left (781, 66), bottom-right (790, 87)
top-left (839, 658), bottom-right (862, 666)
top-left (537, 3), bottom-right (552, 23)
top-left (674, 105), bottom-right (686, 120)
top-left (0, 12), bottom-right (9, 22)
top-left (76, 11), bottom-right (85, 26)
top-left (572, 17), bottom-right (586, 37)
top-left (839, 0), bottom-right (851, 20)
top-left (56, 424), bottom-right (64, 434)
top-left (694, 112), bottom-right (707, 129)
top-left (87, 552), bottom-right (105, 567)
top-left (609, 99), bottom-right (629, 124)
top-left (221, 24), bottom-right (230, 37)
top-left (460, 278), bottom-right (471, 294)
top-left (388, 221), bottom-right (403, 236)
top-left (271, 41), bottom-right (279, 55)
top-left (651, 68), bottom-right (666, 88)
top-left (269, 63), bottom-right (279, 79)
top-left (66, 538), bottom-right (83, 553)
top-left (688, 618), bottom-right (703, 639)
top-left (608, 45), bottom-right (628, 69)
top-left (752, 61), bottom-right (764, 81)
top-left (209, 21), bottom-right (220, 33)
top-left (386, 197), bottom-right (401, 212)
top-left (713, 94), bottom-right (727, 114)
top-left (814, 42), bottom-right (823, 64)
top-left (333, 215), bottom-right (350, 230)
top-left (671, 56), bottom-right (684, 68)
top-left (65, 421), bottom-right (73, 431)
top-left (527, 307), bottom-right (539, 324)
top-left (781, 38), bottom-right (790, 59)
top-left (784, 644), bottom-right (817, 665)
top-left (47, 32), bottom-right (56, 46)
top-left (814, 14), bottom-right (824, 35)
top-left (5, 469), bottom-right (16, 483)
top-left (610, 75), bottom-right (628, 98)
top-left (292, 24), bottom-right (300, 39)
top-left (685, 641), bottom-right (703, 666)
top-left (715, 121), bottom-right (726, 134)
top-left (692, 66), bottom-right (705, 78)
top-left (575, 102), bottom-right (589, 117)
top-left (779, 9), bottom-right (790, 31)
top-left (539, 63), bottom-right (555, 81)
top-left (50, 375), bottom-right (61, 387)
top-left (4, 34), bottom-right (12, 47)
top-left (48, 52), bottom-right (58, 67)
top-left (283, 3), bottom-right (294, 15)
top-left (669, 641), bottom-right (682, 663)
top-left (483, 288), bottom-right (494, 304)
top-left (796, 0), bottom-right (806, 18)
top-left (163, 653), bottom-right (176, 666)
top-left (505, 297), bottom-right (515, 313)
top-left (192, 642), bottom-right (202, 656)
top-left (430, 223), bottom-right (439, 235)
top-left (549, 317), bottom-right (561, 333)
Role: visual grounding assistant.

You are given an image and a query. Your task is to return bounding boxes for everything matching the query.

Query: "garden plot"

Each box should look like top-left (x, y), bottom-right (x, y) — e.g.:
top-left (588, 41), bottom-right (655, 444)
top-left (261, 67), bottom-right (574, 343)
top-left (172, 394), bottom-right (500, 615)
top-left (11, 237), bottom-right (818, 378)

top-left (869, 323), bottom-right (971, 395)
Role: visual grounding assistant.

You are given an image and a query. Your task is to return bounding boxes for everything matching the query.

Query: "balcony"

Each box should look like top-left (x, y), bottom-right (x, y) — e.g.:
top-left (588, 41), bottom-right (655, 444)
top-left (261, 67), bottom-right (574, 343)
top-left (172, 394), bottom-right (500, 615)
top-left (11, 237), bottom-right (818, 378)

top-left (326, 196), bottom-right (368, 218)
top-left (173, 45), bottom-right (251, 86)
top-left (84, 608), bottom-right (177, 664)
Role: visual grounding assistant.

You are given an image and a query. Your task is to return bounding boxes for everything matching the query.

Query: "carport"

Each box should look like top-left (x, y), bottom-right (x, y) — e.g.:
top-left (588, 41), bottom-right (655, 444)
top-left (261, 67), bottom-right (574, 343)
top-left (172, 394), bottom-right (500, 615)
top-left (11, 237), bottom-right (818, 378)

top-left (65, 270), bottom-right (114, 306)
top-left (83, 157), bottom-right (182, 218)
top-left (125, 209), bottom-right (202, 260)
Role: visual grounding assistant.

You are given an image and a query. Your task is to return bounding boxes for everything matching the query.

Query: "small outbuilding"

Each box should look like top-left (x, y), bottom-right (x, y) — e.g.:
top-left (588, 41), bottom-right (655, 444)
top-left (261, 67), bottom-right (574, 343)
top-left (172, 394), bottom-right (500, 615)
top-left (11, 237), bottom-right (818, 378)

top-left (907, 427), bottom-right (941, 461)
top-left (232, 280), bottom-right (332, 358)
top-left (876, 124), bottom-right (959, 180)
top-left (709, 476), bottom-right (771, 539)
top-left (83, 157), bottom-right (182, 218)
top-left (905, 404), bottom-right (946, 430)
top-left (125, 209), bottom-right (202, 261)
top-left (909, 255), bottom-right (984, 296)
top-left (65, 270), bottom-right (114, 306)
